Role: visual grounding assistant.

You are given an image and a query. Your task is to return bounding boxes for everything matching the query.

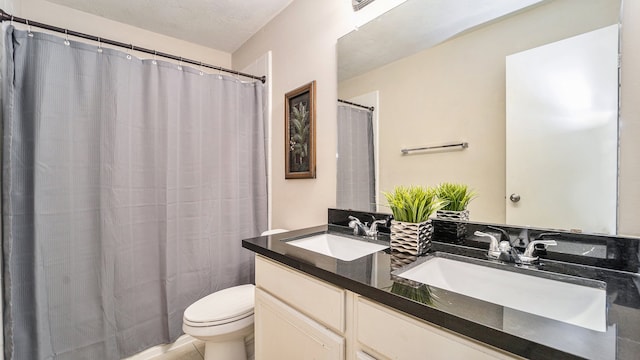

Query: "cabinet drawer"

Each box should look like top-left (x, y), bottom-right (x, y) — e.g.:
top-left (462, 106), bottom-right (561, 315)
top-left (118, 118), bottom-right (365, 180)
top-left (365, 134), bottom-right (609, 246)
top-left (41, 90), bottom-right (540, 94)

top-left (356, 297), bottom-right (519, 360)
top-left (255, 255), bottom-right (346, 333)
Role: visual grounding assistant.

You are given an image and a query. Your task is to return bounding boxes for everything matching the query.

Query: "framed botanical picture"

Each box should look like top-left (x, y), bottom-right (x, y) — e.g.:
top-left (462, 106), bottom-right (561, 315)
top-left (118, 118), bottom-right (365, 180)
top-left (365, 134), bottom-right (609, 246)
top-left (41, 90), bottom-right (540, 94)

top-left (285, 81), bottom-right (316, 179)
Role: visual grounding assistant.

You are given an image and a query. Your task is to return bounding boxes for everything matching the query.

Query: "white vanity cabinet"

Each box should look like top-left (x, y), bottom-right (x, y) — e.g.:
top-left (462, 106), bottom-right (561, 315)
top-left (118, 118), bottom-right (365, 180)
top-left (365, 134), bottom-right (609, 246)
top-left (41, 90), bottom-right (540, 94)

top-left (254, 255), bottom-right (346, 359)
top-left (254, 255), bottom-right (520, 360)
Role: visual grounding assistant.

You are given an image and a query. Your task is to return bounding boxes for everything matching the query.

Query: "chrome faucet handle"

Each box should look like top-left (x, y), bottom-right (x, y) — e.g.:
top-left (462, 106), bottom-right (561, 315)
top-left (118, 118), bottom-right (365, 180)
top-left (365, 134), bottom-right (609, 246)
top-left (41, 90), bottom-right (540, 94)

top-left (367, 219), bottom-right (387, 236)
top-left (348, 216), bottom-right (367, 236)
top-left (487, 226), bottom-right (510, 243)
top-left (349, 215), bottom-right (384, 236)
top-left (474, 231), bottom-right (502, 259)
top-left (535, 232), bottom-right (560, 240)
top-left (520, 239), bottom-right (557, 264)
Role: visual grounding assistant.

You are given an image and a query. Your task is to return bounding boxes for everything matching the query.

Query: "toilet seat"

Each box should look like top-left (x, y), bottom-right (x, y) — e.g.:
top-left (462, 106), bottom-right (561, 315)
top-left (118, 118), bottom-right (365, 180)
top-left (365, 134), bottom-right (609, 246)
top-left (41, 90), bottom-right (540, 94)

top-left (183, 284), bottom-right (255, 328)
top-left (184, 311), bottom-right (253, 327)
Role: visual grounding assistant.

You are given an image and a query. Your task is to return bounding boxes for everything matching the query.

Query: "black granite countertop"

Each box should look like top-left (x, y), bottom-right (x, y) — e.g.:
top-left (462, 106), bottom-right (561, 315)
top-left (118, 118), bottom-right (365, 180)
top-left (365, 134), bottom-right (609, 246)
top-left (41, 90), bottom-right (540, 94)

top-left (242, 223), bottom-right (640, 360)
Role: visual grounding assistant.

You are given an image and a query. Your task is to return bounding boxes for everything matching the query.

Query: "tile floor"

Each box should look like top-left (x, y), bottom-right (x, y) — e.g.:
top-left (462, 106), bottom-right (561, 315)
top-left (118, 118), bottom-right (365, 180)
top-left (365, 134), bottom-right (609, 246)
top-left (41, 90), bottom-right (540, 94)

top-left (152, 340), bottom-right (205, 360)
top-left (143, 335), bottom-right (255, 360)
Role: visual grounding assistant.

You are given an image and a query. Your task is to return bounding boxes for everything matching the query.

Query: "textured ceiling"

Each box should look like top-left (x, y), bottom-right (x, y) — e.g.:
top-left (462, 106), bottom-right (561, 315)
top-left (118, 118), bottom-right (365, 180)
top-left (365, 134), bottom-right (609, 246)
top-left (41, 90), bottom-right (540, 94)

top-left (45, 0), bottom-right (294, 52)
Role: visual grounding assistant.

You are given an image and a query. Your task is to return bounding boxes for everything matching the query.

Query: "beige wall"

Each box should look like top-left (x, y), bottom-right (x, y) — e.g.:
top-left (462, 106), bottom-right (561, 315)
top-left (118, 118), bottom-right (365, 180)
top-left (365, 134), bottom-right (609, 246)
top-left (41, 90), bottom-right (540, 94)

top-left (233, 0), bottom-right (354, 229)
top-left (338, 0), bottom-right (620, 225)
top-left (1, 0), bottom-right (16, 14)
top-left (11, 0), bottom-right (231, 67)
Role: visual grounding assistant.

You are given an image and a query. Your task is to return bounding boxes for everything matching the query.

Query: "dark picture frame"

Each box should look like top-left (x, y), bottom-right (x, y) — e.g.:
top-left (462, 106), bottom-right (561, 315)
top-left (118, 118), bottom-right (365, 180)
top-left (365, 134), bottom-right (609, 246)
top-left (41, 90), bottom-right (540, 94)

top-left (285, 81), bottom-right (316, 179)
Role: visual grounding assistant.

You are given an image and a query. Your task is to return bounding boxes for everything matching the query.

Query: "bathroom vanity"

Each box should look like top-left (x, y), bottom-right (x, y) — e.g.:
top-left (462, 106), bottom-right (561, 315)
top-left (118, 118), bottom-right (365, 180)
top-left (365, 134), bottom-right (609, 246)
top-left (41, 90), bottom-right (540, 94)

top-left (253, 253), bottom-right (517, 359)
top-left (242, 212), bottom-right (640, 360)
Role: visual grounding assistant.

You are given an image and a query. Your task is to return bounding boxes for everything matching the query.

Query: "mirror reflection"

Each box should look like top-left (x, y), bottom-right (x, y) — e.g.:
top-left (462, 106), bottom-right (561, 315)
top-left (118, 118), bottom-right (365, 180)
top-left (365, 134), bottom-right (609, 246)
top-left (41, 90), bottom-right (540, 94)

top-left (337, 0), bottom-right (625, 236)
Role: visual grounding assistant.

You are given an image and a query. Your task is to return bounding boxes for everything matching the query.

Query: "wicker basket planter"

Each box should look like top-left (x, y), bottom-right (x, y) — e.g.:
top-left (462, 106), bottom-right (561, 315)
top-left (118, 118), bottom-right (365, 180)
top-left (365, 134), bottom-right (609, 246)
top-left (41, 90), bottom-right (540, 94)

top-left (390, 219), bottom-right (433, 255)
top-left (436, 209), bottom-right (470, 221)
top-left (434, 209), bottom-right (469, 243)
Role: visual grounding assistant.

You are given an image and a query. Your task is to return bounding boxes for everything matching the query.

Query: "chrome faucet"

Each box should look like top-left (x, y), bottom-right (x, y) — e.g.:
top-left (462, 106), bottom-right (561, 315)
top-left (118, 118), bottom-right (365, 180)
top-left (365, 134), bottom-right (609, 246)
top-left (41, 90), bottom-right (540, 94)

top-left (348, 216), bottom-right (367, 235)
top-left (474, 231), bottom-right (502, 259)
top-left (519, 239), bottom-right (557, 264)
top-left (474, 231), bottom-right (519, 262)
top-left (348, 215), bottom-right (388, 237)
top-left (474, 229), bottom-right (557, 265)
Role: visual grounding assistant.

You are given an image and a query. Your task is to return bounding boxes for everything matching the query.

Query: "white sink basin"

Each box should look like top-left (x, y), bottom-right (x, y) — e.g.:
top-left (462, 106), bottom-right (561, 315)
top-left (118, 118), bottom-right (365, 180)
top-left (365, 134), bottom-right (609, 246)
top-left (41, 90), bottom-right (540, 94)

top-left (396, 254), bottom-right (607, 332)
top-left (287, 233), bottom-right (388, 261)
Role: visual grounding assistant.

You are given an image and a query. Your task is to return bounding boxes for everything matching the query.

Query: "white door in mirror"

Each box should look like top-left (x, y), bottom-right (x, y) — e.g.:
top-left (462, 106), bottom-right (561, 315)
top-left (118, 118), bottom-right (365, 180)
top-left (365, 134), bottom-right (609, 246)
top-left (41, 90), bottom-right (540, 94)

top-left (506, 25), bottom-right (618, 234)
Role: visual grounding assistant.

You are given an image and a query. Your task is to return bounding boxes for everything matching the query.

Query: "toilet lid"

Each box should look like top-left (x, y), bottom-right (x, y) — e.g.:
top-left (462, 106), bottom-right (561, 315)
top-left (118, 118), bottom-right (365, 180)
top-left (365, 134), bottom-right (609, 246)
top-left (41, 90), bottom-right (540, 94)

top-left (184, 284), bottom-right (255, 325)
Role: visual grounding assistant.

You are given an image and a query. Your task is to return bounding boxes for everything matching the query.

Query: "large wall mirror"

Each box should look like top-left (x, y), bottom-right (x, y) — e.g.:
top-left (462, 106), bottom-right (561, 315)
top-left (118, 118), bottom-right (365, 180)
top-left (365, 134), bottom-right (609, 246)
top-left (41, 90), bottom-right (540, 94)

top-left (337, 0), bottom-right (631, 236)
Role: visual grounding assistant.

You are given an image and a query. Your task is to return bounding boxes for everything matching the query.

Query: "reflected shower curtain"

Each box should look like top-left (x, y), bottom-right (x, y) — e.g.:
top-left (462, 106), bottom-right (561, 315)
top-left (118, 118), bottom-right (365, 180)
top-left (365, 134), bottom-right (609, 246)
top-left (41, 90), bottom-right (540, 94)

top-left (337, 105), bottom-right (375, 211)
top-left (1, 26), bottom-right (267, 359)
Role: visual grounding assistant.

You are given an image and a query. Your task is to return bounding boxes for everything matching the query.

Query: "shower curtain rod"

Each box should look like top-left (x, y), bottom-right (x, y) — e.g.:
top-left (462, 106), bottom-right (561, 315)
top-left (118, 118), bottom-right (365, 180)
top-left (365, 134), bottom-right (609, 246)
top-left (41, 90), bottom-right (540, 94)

top-left (338, 99), bottom-right (374, 112)
top-left (0, 9), bottom-right (266, 83)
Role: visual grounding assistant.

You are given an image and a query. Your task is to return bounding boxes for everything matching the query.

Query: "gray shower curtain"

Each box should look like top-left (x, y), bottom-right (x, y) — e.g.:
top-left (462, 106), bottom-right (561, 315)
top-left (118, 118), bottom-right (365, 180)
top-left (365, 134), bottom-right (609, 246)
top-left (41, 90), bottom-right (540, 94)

top-left (1, 26), bottom-right (267, 359)
top-left (337, 104), bottom-right (375, 212)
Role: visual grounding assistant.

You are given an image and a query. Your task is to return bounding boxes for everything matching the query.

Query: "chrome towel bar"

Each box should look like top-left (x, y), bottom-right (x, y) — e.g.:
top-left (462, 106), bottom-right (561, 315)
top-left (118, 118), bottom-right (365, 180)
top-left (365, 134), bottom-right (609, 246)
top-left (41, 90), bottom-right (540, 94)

top-left (401, 142), bottom-right (468, 155)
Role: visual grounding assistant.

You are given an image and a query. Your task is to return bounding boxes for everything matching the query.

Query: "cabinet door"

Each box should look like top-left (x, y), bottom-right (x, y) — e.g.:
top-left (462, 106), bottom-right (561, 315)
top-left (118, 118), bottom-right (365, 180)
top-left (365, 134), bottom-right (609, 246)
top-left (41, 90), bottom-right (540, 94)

top-left (356, 297), bottom-right (519, 360)
top-left (255, 288), bottom-right (345, 360)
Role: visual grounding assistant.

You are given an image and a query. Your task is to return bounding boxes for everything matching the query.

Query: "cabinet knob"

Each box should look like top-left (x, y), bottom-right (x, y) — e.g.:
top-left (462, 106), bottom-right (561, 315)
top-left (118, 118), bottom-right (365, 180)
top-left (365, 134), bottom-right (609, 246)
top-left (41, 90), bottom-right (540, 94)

top-left (509, 193), bottom-right (521, 203)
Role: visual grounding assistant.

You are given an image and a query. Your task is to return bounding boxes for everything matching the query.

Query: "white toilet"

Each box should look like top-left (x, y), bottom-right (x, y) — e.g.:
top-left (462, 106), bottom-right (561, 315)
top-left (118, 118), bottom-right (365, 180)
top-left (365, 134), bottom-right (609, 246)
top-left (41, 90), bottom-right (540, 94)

top-left (183, 284), bottom-right (255, 360)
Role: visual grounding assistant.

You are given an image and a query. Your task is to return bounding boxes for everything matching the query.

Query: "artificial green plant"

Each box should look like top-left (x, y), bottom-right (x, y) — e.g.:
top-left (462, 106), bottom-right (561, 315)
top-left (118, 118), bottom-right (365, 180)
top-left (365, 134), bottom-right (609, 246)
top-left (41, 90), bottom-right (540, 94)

top-left (435, 182), bottom-right (477, 212)
top-left (390, 281), bottom-right (435, 306)
top-left (383, 185), bottom-right (446, 223)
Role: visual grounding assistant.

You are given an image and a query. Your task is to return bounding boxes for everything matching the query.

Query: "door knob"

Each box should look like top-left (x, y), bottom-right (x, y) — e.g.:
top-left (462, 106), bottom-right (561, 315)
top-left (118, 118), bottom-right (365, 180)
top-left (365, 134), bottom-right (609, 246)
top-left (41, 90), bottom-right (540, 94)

top-left (509, 193), bottom-right (521, 203)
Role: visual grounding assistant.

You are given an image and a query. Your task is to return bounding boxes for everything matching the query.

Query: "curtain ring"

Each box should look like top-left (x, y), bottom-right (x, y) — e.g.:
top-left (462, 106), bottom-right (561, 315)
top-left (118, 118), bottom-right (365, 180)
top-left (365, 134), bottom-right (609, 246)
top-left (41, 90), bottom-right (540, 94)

top-left (152, 50), bottom-right (157, 65)
top-left (64, 29), bottom-right (70, 46)
top-left (97, 37), bottom-right (102, 53)
top-left (198, 61), bottom-right (204, 76)
top-left (26, 20), bottom-right (33, 37)
top-left (126, 44), bottom-right (132, 60)
top-left (178, 57), bottom-right (183, 70)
